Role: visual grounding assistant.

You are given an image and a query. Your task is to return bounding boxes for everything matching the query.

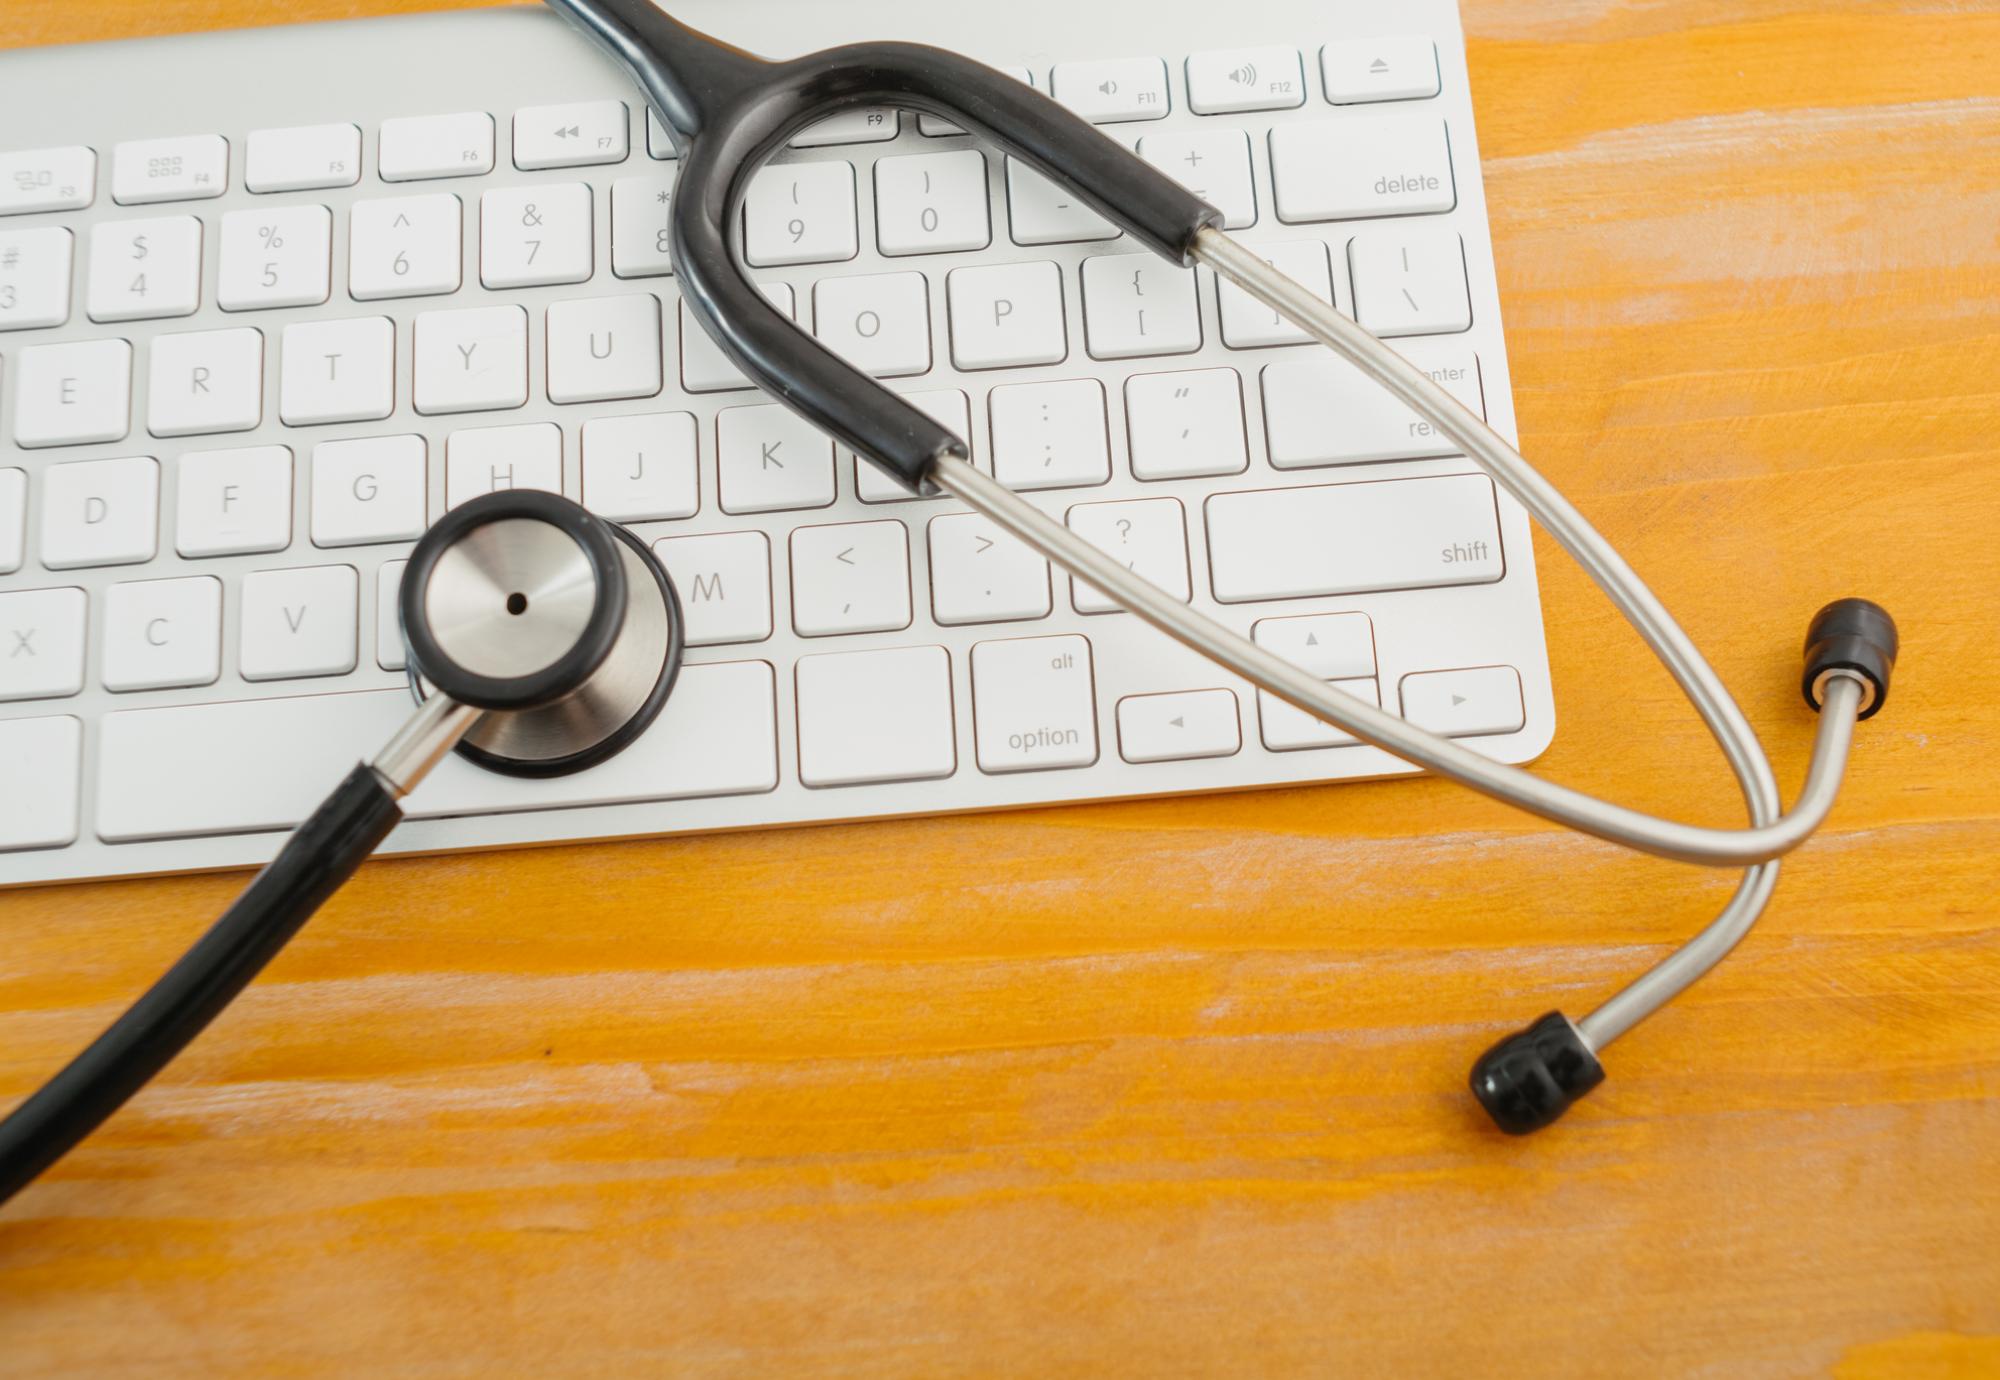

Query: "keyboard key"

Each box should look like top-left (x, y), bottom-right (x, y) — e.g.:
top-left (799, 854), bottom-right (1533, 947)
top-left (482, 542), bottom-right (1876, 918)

top-left (176, 445), bottom-right (292, 557)
top-left (1052, 57), bottom-right (1171, 123)
top-left (989, 378), bottom-right (1109, 490)
top-left (947, 259), bottom-right (1067, 369)
top-left (481, 182), bottom-right (592, 288)
top-left (1399, 665), bottom-right (1526, 737)
top-left (1323, 37), bottom-right (1441, 104)
top-left (971, 634), bottom-right (1097, 773)
top-left (680, 282), bottom-right (794, 392)
top-left (446, 422), bottom-right (561, 508)
top-left (102, 575), bottom-right (222, 691)
top-left (312, 434), bottom-right (428, 546)
top-left (0, 468), bottom-right (22, 573)
top-left (1217, 239), bottom-right (1334, 348)
top-left (245, 122), bottom-right (362, 192)
top-left (0, 715), bottom-right (80, 850)
top-left (0, 146), bottom-right (94, 217)
top-left (41, 456), bottom-right (157, 569)
top-left (1253, 611), bottom-right (1376, 678)
top-left (645, 108), bottom-right (677, 160)
top-left (279, 316), bottom-right (394, 425)
top-left (1206, 473), bottom-right (1504, 603)
top-left (350, 193), bottom-right (462, 299)
top-left (376, 560), bottom-right (408, 670)
top-left (240, 564), bottom-right (357, 680)
top-left (795, 645), bottom-right (956, 787)
top-left (651, 531), bottom-right (772, 645)
top-left (112, 135), bottom-right (227, 205)
top-left (813, 271), bottom-right (931, 377)
top-left (791, 108), bottom-right (899, 148)
top-left (853, 388), bottom-right (969, 504)
top-left (581, 412), bottom-right (699, 521)
top-left (0, 588), bottom-right (86, 701)
top-left (378, 111), bottom-right (494, 181)
top-left (218, 204), bottom-right (333, 310)
top-left (927, 512), bottom-right (1051, 625)
top-left (743, 161), bottom-right (857, 267)
top-left (1349, 226), bottom-right (1470, 335)
top-left (874, 149), bottom-right (991, 255)
top-left (0, 227), bottom-right (74, 331)
top-left (11, 338), bottom-right (131, 448)
top-left (920, 68), bottom-right (1036, 137)
top-left (1259, 676), bottom-right (1379, 750)
top-left (1065, 497), bottom-right (1191, 612)
top-left (513, 100), bottom-right (629, 170)
top-left (1125, 367), bottom-right (1249, 480)
top-left (1185, 46), bottom-right (1306, 114)
top-left (611, 169), bottom-right (677, 277)
top-left (1117, 689), bottom-right (1241, 763)
top-left (147, 327), bottom-right (263, 437)
top-left (1081, 252), bottom-right (1200, 359)
top-left (1262, 340), bottom-right (1482, 468)
top-left (86, 215), bottom-right (201, 322)
top-left (413, 304), bottom-right (529, 414)
top-left (1270, 116), bottom-right (1455, 223)
top-left (789, 520), bottom-right (912, 636)
top-left (1138, 128), bottom-right (1256, 229)
top-left (1004, 158), bottom-right (1120, 246)
top-left (547, 292), bottom-right (662, 402)
top-left (717, 403), bottom-right (835, 514)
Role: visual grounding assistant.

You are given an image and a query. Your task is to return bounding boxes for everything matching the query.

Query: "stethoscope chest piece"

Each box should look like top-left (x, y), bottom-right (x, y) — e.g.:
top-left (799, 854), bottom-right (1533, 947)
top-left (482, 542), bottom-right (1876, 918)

top-left (400, 489), bottom-right (684, 778)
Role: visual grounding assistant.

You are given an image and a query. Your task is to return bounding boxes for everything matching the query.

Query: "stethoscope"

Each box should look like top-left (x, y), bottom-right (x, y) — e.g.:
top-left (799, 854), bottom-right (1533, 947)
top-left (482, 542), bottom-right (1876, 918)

top-left (0, 0), bottom-right (1902, 1207)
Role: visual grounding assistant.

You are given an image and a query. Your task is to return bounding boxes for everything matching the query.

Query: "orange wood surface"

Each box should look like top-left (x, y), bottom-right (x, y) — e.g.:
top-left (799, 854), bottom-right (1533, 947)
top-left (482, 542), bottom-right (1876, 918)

top-left (3, 2), bottom-right (1998, 1375)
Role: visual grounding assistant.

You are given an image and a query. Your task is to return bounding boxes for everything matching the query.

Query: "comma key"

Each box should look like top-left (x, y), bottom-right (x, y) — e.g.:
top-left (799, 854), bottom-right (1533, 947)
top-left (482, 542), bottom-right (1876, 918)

top-left (972, 634), bottom-right (1098, 773)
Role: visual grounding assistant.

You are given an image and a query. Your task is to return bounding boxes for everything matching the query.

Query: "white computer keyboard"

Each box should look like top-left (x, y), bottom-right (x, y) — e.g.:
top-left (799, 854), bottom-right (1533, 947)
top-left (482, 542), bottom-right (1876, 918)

top-left (0, 0), bottom-right (1554, 887)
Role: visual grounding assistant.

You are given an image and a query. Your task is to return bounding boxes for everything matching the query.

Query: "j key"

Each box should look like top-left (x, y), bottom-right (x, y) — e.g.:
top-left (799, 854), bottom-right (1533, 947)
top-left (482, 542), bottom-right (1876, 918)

top-left (989, 378), bottom-right (1110, 490)
top-left (0, 146), bottom-right (95, 216)
top-left (481, 182), bottom-right (593, 288)
top-left (1116, 689), bottom-right (1242, 763)
top-left (1206, 473), bottom-right (1504, 603)
top-left (279, 316), bottom-right (394, 425)
top-left (743, 161), bottom-right (858, 267)
top-left (1217, 239), bottom-right (1336, 348)
top-left (650, 531), bottom-right (772, 645)
top-left (102, 575), bottom-right (223, 692)
top-left (1269, 115), bottom-right (1455, 223)
top-left (176, 445), bottom-right (293, 557)
top-left (0, 227), bottom-right (74, 331)
top-left (378, 111), bottom-right (494, 181)
top-left (970, 634), bottom-right (1097, 773)
top-left (1263, 340), bottom-right (1482, 468)
top-left (1124, 367), bottom-right (1249, 480)
top-left (446, 422), bottom-right (562, 508)
top-left (717, 403), bottom-right (836, 513)
top-left (789, 519), bottom-right (913, 636)
top-left (1185, 46), bottom-right (1306, 114)
top-left (927, 512), bottom-right (1052, 625)
top-left (947, 259), bottom-right (1067, 369)
top-left (218, 204), bottom-right (333, 310)
top-left (12, 339), bottom-right (132, 449)
top-left (611, 169), bottom-right (677, 277)
top-left (239, 564), bottom-right (358, 681)
top-left (112, 135), bottom-right (227, 205)
top-left (1064, 497), bottom-right (1192, 613)
top-left (350, 193), bottom-right (462, 299)
top-left (795, 645), bottom-right (956, 786)
top-left (874, 149), bottom-right (991, 255)
top-left (1323, 37), bottom-right (1442, 104)
top-left (1399, 666), bottom-right (1527, 737)
top-left (547, 293), bottom-right (662, 403)
top-left (1080, 252), bottom-right (1201, 360)
top-left (413, 304), bottom-right (529, 414)
top-left (87, 215), bottom-right (202, 322)
top-left (147, 327), bottom-right (264, 437)
top-left (1052, 57), bottom-right (1171, 123)
top-left (0, 715), bottom-right (81, 851)
top-left (0, 469), bottom-right (23, 573)
top-left (1349, 226), bottom-right (1471, 336)
top-left (245, 123), bottom-right (361, 193)
top-left (0, 588), bottom-right (87, 701)
top-left (514, 100), bottom-right (629, 170)
top-left (813, 271), bottom-right (931, 377)
top-left (311, 434), bottom-right (428, 546)
top-left (581, 412), bottom-right (700, 521)
top-left (1138, 128), bottom-right (1256, 230)
top-left (42, 454), bottom-right (159, 570)
top-left (1005, 157), bottom-right (1121, 246)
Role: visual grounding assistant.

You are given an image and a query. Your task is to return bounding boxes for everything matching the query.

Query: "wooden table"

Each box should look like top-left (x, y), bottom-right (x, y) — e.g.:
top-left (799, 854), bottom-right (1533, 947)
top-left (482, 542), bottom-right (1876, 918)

top-left (3, 2), bottom-right (1997, 1374)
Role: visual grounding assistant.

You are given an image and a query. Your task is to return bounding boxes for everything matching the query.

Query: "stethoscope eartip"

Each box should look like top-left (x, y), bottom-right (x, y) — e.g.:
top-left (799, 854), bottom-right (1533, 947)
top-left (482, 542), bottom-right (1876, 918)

top-left (1802, 598), bottom-right (1898, 721)
top-left (1469, 1012), bottom-right (1605, 1135)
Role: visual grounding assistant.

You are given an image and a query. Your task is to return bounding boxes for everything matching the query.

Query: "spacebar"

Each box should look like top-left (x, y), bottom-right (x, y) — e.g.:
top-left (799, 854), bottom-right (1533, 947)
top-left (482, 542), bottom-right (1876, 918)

top-left (96, 661), bottom-right (779, 843)
top-left (1204, 472), bottom-right (1506, 603)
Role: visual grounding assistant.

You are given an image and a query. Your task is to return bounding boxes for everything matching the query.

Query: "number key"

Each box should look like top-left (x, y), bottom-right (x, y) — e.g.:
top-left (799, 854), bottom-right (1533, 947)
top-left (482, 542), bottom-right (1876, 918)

top-left (218, 205), bottom-right (332, 310)
top-left (742, 161), bottom-right (857, 267)
top-left (349, 193), bottom-right (462, 300)
top-left (874, 149), bottom-right (990, 256)
top-left (611, 170), bottom-right (677, 278)
top-left (480, 182), bottom-right (592, 288)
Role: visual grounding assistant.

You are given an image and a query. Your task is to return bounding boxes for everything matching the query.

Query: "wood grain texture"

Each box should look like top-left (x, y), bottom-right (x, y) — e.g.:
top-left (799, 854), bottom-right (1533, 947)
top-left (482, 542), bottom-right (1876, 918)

top-left (3, 2), bottom-right (1998, 1375)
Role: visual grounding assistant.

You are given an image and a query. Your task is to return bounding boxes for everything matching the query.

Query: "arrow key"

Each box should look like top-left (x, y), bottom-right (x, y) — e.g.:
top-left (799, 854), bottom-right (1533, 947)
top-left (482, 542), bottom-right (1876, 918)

top-left (1117, 689), bottom-right (1241, 763)
top-left (1398, 665), bottom-right (1525, 738)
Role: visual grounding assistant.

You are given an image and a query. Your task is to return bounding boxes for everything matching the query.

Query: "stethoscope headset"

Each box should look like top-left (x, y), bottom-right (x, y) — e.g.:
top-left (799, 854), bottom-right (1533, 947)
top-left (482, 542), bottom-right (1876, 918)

top-left (0, 0), bottom-right (1902, 1207)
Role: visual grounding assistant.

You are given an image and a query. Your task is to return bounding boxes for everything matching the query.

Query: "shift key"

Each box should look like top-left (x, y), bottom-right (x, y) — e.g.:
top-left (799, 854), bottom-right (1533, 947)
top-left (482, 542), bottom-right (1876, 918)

top-left (1205, 473), bottom-right (1502, 603)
